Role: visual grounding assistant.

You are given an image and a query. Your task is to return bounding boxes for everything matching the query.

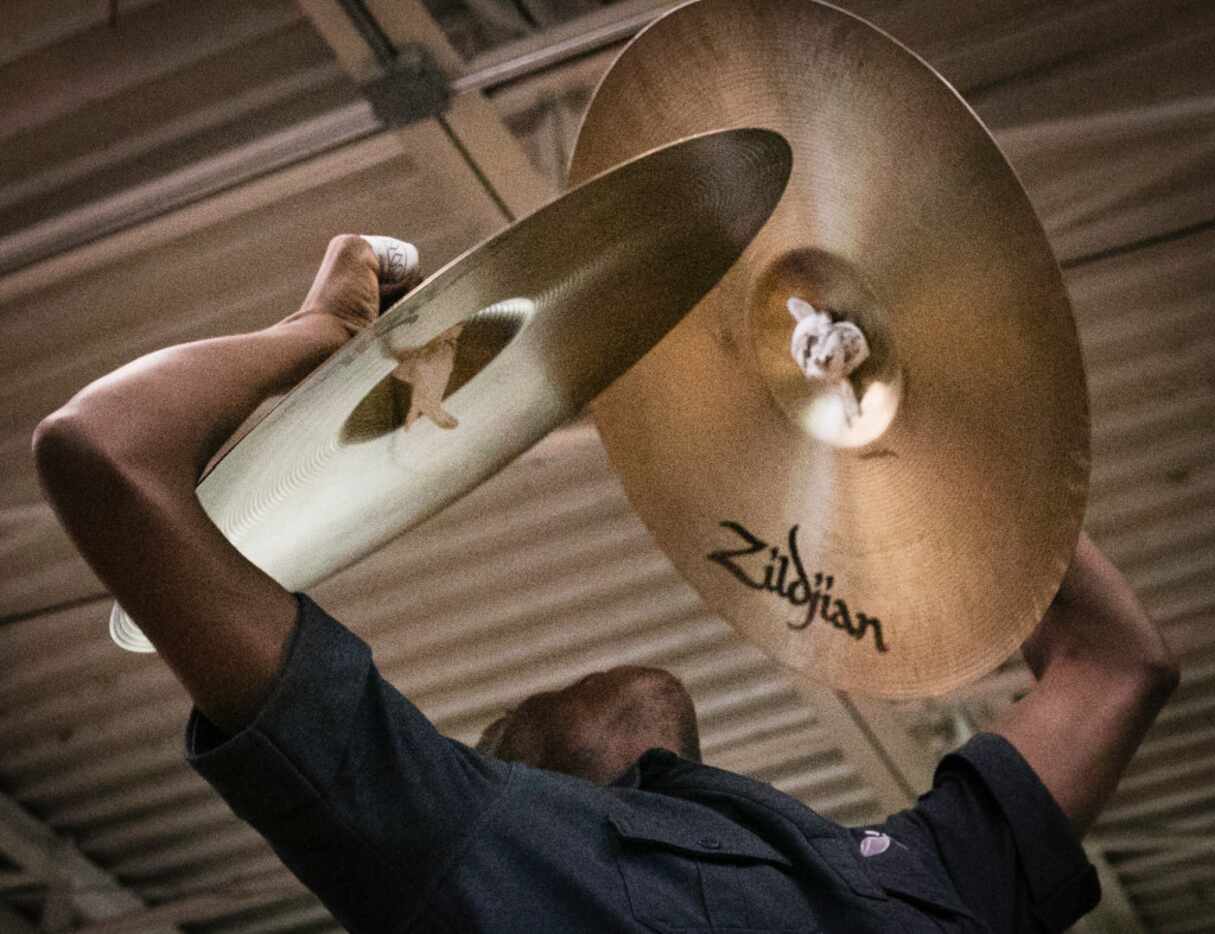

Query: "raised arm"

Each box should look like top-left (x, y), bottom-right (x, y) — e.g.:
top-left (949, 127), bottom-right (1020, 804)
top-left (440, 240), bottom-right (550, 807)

top-left (32, 236), bottom-right (407, 733)
top-left (994, 532), bottom-right (1180, 837)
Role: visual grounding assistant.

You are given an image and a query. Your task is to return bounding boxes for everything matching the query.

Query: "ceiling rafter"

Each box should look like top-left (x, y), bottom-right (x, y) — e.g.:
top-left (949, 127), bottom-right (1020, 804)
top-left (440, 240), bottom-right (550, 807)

top-left (0, 899), bottom-right (37, 934)
top-left (297, 0), bottom-right (555, 223)
top-left (0, 102), bottom-right (381, 276)
top-left (0, 790), bottom-right (180, 933)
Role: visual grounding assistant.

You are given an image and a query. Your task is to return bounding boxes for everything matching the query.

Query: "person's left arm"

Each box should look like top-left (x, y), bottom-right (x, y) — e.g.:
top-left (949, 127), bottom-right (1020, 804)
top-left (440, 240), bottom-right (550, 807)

top-left (866, 535), bottom-right (1178, 933)
top-left (993, 532), bottom-right (1179, 837)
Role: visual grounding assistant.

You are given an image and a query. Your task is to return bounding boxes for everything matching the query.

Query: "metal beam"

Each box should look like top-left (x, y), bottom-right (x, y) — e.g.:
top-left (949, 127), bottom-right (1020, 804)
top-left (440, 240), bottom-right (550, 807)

top-left (1082, 848), bottom-right (1153, 934)
top-left (1094, 828), bottom-right (1215, 851)
top-left (0, 899), bottom-right (37, 934)
top-left (0, 130), bottom-right (404, 305)
top-left (450, 0), bottom-right (681, 95)
top-left (0, 866), bottom-right (307, 934)
top-left (0, 62), bottom-right (344, 217)
top-left (0, 0), bottom-right (299, 138)
top-left (797, 685), bottom-right (929, 814)
top-left (60, 886), bottom-right (294, 934)
top-left (298, 0), bottom-right (555, 221)
top-left (0, 791), bottom-right (179, 933)
top-left (0, 102), bottom-right (381, 276)
top-left (2, 0), bottom-right (676, 277)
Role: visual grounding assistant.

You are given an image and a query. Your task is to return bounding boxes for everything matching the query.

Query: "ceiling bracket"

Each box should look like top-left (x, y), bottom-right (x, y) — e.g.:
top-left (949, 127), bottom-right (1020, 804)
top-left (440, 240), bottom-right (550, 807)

top-left (361, 44), bottom-right (451, 126)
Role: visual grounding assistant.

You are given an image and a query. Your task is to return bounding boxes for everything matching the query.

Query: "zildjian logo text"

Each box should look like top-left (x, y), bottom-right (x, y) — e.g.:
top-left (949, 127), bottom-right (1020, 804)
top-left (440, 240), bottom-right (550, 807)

top-left (706, 521), bottom-right (888, 654)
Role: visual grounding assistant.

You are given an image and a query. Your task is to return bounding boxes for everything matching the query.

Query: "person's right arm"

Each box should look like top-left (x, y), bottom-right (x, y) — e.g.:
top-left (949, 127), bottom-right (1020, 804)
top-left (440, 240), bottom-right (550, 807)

top-left (31, 236), bottom-right (383, 733)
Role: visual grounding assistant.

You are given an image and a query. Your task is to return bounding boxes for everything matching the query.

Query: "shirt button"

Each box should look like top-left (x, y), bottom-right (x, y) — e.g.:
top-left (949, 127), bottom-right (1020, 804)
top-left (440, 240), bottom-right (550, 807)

top-left (698, 836), bottom-right (722, 850)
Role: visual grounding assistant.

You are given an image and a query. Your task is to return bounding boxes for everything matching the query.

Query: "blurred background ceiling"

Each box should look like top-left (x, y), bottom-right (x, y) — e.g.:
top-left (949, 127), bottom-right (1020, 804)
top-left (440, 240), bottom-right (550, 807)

top-left (0, 1), bottom-right (1212, 931)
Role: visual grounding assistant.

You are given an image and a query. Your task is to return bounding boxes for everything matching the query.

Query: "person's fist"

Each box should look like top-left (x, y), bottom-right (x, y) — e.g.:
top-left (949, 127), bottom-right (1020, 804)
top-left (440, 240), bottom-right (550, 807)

top-left (292, 234), bottom-right (421, 337)
top-left (1021, 533), bottom-right (1177, 691)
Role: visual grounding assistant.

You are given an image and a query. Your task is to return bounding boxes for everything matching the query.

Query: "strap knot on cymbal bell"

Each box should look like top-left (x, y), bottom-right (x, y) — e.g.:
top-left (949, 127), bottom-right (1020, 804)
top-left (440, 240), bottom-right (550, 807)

top-left (787, 296), bottom-right (870, 423)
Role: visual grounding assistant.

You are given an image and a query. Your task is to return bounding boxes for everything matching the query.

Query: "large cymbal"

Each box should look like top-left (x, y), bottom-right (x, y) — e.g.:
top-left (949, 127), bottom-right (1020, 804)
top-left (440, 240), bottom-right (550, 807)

top-left (570, 0), bottom-right (1089, 697)
top-left (110, 128), bottom-right (791, 652)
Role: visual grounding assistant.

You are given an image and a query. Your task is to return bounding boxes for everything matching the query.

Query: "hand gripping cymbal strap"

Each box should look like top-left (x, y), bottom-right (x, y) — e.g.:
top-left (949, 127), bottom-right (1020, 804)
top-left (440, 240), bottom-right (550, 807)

top-left (109, 235), bottom-right (422, 653)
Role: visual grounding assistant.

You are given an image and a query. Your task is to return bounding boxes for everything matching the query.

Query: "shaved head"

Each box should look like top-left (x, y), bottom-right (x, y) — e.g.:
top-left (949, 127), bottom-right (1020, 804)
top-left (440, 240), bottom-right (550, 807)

top-left (477, 666), bottom-right (701, 784)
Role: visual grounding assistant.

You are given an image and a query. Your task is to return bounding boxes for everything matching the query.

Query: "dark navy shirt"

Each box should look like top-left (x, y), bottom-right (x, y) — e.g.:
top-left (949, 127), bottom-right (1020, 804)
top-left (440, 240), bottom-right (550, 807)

top-left (187, 595), bottom-right (1099, 933)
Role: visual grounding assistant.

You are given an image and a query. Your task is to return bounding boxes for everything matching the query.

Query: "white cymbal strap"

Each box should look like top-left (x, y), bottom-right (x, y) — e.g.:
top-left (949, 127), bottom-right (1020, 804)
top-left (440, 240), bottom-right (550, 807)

top-left (787, 296), bottom-right (870, 422)
top-left (361, 235), bottom-right (420, 288)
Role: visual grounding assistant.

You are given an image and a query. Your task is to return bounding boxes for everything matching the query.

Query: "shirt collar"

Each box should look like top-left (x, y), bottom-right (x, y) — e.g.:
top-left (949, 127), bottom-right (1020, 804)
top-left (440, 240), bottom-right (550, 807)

top-left (610, 747), bottom-right (693, 789)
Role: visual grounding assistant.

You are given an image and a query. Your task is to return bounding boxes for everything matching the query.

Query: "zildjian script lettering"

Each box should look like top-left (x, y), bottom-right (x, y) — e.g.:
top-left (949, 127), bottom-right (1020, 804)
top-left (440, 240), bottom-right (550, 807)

top-left (707, 521), bottom-right (889, 653)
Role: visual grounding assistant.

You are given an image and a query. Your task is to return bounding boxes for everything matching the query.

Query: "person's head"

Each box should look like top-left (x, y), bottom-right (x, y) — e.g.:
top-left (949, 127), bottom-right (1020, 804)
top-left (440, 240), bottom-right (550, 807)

top-left (476, 665), bottom-right (701, 784)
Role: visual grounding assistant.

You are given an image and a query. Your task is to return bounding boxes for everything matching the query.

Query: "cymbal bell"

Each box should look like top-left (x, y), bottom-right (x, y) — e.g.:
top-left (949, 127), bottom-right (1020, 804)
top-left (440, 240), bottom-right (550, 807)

top-left (109, 127), bottom-right (792, 652)
top-left (569, 0), bottom-right (1089, 697)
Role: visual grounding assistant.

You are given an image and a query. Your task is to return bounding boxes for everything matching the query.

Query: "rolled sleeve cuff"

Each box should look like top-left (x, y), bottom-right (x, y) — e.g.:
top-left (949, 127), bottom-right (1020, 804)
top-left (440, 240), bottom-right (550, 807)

top-left (186, 593), bottom-right (372, 822)
top-left (939, 732), bottom-right (1101, 930)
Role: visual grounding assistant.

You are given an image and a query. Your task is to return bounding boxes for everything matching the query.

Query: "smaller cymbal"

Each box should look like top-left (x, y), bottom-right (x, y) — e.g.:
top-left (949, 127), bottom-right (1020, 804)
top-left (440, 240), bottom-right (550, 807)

top-left (110, 127), bottom-right (792, 652)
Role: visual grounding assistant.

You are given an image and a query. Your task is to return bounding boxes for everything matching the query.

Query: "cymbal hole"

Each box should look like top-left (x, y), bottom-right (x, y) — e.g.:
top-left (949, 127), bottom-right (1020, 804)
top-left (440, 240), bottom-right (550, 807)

top-left (341, 299), bottom-right (533, 443)
top-left (749, 248), bottom-right (901, 448)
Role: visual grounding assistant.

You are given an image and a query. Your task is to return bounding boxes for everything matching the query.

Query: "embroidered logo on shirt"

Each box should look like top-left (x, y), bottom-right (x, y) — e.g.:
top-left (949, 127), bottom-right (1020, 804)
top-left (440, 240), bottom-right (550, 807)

top-left (859, 831), bottom-right (892, 857)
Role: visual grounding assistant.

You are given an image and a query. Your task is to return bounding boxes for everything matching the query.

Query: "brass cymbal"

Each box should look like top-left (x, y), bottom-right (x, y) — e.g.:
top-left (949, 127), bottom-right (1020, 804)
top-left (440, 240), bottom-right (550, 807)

top-left (569, 0), bottom-right (1089, 697)
top-left (109, 127), bottom-right (791, 652)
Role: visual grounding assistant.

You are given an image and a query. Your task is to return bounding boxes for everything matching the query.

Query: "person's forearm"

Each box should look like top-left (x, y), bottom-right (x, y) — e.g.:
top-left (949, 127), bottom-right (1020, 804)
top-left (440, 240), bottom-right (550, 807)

top-left (35, 316), bottom-right (346, 488)
top-left (35, 234), bottom-right (380, 492)
top-left (30, 318), bottom-right (345, 713)
top-left (30, 236), bottom-right (399, 732)
top-left (995, 534), bottom-right (1179, 836)
top-left (1022, 534), bottom-right (1178, 686)
top-left (997, 650), bottom-right (1176, 836)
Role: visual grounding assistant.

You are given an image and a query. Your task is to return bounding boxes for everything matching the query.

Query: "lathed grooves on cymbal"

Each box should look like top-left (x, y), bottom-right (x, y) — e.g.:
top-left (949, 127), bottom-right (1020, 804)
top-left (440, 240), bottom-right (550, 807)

top-left (110, 127), bottom-right (792, 653)
top-left (570, 0), bottom-right (1089, 697)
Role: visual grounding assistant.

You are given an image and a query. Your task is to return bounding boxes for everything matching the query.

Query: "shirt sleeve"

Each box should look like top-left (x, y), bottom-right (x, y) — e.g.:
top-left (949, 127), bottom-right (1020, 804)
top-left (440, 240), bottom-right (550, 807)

top-left (185, 593), bottom-right (512, 932)
top-left (880, 732), bottom-right (1100, 934)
